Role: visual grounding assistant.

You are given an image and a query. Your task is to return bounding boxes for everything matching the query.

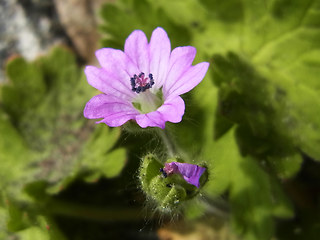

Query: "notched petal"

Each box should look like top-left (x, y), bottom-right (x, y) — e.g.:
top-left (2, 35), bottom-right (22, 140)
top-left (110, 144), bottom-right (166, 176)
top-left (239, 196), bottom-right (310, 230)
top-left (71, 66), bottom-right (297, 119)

top-left (167, 62), bottom-right (210, 97)
top-left (164, 46), bottom-right (196, 93)
top-left (135, 111), bottom-right (166, 129)
top-left (84, 94), bottom-right (137, 119)
top-left (149, 27), bottom-right (171, 89)
top-left (84, 66), bottom-right (135, 100)
top-left (125, 30), bottom-right (149, 73)
top-left (157, 96), bottom-right (185, 123)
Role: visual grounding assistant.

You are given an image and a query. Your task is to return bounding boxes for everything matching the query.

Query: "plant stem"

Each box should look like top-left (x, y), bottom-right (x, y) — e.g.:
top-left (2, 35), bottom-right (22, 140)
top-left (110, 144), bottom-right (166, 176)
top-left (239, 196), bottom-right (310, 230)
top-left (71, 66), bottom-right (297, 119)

top-left (156, 128), bottom-right (177, 158)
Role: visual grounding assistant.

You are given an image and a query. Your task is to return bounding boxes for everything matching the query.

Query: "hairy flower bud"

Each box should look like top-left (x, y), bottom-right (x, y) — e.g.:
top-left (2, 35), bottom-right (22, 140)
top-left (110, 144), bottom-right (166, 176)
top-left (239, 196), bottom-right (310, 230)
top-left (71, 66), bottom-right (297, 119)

top-left (139, 154), bottom-right (207, 213)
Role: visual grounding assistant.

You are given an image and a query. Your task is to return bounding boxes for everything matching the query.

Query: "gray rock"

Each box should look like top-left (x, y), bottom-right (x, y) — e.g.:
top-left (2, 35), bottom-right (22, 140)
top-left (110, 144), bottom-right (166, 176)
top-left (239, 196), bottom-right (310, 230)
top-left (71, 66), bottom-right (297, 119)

top-left (0, 0), bottom-right (69, 83)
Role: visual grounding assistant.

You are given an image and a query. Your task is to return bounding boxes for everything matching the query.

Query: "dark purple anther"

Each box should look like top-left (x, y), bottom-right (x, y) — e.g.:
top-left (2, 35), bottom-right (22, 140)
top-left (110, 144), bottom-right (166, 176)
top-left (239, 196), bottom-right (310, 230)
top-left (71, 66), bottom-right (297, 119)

top-left (131, 72), bottom-right (155, 93)
top-left (160, 168), bottom-right (167, 178)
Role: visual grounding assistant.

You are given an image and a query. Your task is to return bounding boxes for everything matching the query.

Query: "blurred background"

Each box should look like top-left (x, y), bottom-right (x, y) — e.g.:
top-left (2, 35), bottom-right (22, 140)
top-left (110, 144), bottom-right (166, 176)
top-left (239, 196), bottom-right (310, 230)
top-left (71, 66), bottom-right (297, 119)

top-left (1, 0), bottom-right (320, 239)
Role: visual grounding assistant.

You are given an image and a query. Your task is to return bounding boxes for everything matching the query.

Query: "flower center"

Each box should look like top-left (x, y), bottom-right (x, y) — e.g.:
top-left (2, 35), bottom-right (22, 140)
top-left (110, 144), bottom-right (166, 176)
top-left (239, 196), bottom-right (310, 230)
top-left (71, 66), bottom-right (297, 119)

top-left (130, 72), bottom-right (154, 93)
top-left (130, 72), bottom-right (163, 114)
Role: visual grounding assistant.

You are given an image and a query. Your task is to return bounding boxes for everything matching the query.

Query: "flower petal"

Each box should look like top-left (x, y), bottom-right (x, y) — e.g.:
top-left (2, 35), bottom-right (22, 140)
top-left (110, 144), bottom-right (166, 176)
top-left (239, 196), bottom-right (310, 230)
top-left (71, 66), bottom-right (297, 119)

top-left (165, 162), bottom-right (206, 188)
top-left (135, 111), bottom-right (166, 129)
top-left (95, 48), bottom-right (139, 83)
top-left (166, 62), bottom-right (209, 97)
top-left (149, 27), bottom-right (171, 89)
top-left (97, 112), bottom-right (138, 127)
top-left (83, 94), bottom-right (138, 119)
top-left (124, 30), bottom-right (149, 74)
top-left (157, 96), bottom-right (185, 123)
top-left (135, 96), bottom-right (185, 128)
top-left (84, 66), bottom-right (135, 100)
top-left (84, 94), bottom-right (139, 127)
top-left (163, 46), bottom-right (196, 95)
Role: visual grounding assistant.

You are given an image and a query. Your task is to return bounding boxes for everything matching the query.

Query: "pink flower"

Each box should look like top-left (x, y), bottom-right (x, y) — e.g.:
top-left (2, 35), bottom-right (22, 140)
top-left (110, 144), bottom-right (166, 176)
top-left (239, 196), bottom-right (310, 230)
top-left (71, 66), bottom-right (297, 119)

top-left (161, 162), bottom-right (206, 188)
top-left (84, 27), bottom-right (209, 129)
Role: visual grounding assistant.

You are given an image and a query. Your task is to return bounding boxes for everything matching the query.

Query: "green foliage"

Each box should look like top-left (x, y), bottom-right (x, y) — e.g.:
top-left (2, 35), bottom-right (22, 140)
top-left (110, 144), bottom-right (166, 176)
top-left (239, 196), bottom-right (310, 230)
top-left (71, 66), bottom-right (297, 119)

top-left (203, 128), bottom-right (293, 240)
top-left (99, 0), bottom-right (192, 49)
top-left (198, 0), bottom-right (320, 163)
top-left (212, 53), bottom-right (306, 178)
top-left (0, 109), bottom-right (32, 191)
top-left (0, 47), bottom-right (127, 238)
top-left (1, 46), bottom-right (127, 191)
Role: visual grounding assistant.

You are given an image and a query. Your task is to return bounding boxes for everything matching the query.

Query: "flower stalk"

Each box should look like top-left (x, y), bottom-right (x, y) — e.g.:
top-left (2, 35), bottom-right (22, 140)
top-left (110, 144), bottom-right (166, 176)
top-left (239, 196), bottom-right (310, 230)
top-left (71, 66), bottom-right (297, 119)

top-left (156, 128), bottom-right (176, 158)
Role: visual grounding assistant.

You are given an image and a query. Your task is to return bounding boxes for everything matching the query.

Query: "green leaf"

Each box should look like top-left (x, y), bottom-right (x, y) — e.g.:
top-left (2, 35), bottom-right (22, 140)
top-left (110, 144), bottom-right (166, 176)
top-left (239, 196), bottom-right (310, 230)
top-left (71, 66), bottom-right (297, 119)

top-left (80, 126), bottom-right (127, 180)
top-left (99, 0), bottom-right (192, 49)
top-left (184, 200), bottom-right (207, 220)
top-left (170, 66), bottom-right (218, 159)
top-left (82, 146), bottom-right (127, 180)
top-left (203, 128), bottom-right (242, 197)
top-left (269, 177), bottom-right (294, 219)
top-left (0, 109), bottom-right (33, 192)
top-left (0, 46), bottom-right (126, 196)
top-left (23, 181), bottom-right (50, 203)
top-left (267, 154), bottom-right (303, 179)
top-left (230, 157), bottom-right (293, 239)
top-left (102, 148), bottom-right (127, 178)
top-left (6, 199), bottom-right (32, 232)
top-left (203, 128), bottom-right (294, 240)
top-left (149, 0), bottom-right (208, 28)
top-left (83, 125), bottom-right (121, 158)
top-left (15, 216), bottom-right (67, 240)
top-left (17, 226), bottom-right (50, 240)
top-left (229, 156), bottom-right (275, 240)
top-left (3, 57), bottom-right (46, 121)
top-left (202, 0), bottom-right (320, 162)
top-left (211, 50), bottom-right (320, 175)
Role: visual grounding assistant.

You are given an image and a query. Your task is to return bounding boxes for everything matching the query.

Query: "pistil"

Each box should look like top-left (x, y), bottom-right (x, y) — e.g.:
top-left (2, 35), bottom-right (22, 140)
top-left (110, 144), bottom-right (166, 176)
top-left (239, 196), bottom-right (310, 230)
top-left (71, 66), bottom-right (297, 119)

top-left (131, 72), bottom-right (154, 93)
top-left (131, 72), bottom-right (163, 113)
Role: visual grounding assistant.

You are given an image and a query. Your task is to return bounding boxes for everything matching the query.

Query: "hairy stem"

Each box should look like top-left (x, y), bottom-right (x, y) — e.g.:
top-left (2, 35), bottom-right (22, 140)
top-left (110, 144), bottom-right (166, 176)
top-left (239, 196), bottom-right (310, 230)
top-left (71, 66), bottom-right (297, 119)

top-left (156, 128), bottom-right (177, 158)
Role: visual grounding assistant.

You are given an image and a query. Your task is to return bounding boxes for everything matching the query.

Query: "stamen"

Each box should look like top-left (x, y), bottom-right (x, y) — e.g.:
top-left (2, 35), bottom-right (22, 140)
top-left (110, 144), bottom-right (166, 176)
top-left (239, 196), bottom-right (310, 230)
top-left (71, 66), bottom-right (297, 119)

top-left (160, 168), bottom-right (168, 178)
top-left (131, 72), bottom-right (155, 93)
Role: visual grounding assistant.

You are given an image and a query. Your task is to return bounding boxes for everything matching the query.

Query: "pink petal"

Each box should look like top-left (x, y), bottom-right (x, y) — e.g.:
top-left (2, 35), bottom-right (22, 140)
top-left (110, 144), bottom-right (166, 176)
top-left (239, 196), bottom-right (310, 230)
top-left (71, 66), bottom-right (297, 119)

top-left (164, 162), bottom-right (206, 188)
top-left (157, 96), bottom-right (185, 123)
top-left (97, 112), bottom-right (138, 127)
top-left (166, 62), bottom-right (209, 97)
top-left (84, 66), bottom-right (135, 101)
top-left (135, 96), bottom-right (185, 128)
top-left (163, 46), bottom-right (196, 95)
top-left (83, 94), bottom-right (138, 119)
top-left (95, 48), bottom-right (139, 83)
top-left (135, 111), bottom-right (166, 129)
top-left (124, 30), bottom-right (149, 74)
top-left (149, 27), bottom-right (171, 89)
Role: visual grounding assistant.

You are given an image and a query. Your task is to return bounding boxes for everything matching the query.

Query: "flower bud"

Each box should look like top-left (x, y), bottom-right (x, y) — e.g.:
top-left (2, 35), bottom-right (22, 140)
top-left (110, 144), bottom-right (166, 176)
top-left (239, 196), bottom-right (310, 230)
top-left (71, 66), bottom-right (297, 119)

top-left (139, 154), bottom-right (207, 213)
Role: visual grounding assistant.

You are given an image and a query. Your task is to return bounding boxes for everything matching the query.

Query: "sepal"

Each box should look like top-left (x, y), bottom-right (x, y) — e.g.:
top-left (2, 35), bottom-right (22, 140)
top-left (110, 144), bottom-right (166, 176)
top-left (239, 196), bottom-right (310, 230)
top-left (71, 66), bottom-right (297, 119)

top-left (139, 154), bottom-right (207, 213)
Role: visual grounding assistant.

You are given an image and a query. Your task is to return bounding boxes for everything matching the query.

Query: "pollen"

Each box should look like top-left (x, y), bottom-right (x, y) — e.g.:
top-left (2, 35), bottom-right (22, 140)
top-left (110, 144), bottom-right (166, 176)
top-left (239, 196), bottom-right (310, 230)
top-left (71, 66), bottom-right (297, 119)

top-left (130, 72), bottom-right (155, 93)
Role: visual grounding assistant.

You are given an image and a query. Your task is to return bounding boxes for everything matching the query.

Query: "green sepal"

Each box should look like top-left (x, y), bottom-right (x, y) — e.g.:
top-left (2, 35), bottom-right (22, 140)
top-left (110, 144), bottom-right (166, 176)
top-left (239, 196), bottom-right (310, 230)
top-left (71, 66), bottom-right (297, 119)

top-left (149, 176), bottom-right (187, 211)
top-left (139, 154), bottom-right (206, 213)
top-left (139, 154), bottom-right (163, 193)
